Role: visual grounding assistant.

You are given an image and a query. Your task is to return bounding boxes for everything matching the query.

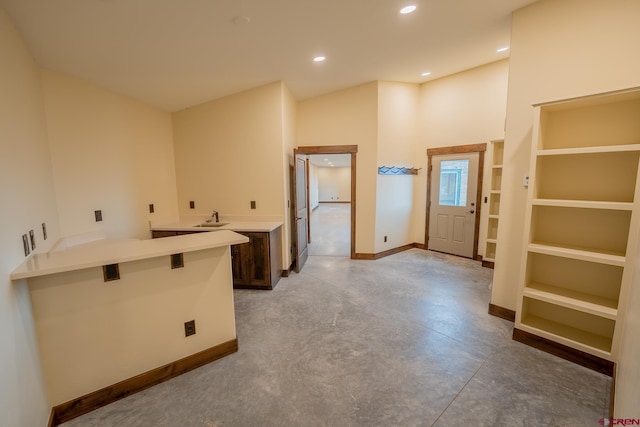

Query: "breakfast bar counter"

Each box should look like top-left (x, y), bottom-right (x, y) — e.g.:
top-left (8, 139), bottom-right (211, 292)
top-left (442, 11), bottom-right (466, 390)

top-left (11, 231), bottom-right (248, 424)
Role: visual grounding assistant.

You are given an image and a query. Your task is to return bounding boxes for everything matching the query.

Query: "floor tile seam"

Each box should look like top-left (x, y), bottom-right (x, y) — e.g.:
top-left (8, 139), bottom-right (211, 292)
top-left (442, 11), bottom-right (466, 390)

top-left (429, 343), bottom-right (499, 427)
top-left (410, 315), bottom-right (498, 358)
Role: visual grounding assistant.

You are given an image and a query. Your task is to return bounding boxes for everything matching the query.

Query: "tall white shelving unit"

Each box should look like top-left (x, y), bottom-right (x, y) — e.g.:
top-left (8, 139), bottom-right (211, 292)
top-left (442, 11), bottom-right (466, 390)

top-left (515, 87), bottom-right (640, 366)
top-left (483, 139), bottom-right (504, 268)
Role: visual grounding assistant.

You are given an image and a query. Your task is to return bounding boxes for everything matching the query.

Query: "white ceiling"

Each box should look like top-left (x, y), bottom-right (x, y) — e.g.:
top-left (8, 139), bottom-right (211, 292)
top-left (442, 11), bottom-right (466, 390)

top-left (0, 0), bottom-right (538, 112)
top-left (309, 154), bottom-right (351, 168)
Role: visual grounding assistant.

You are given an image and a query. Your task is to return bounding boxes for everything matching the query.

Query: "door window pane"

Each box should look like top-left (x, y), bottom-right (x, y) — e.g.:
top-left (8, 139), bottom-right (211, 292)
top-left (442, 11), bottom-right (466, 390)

top-left (439, 160), bottom-right (469, 206)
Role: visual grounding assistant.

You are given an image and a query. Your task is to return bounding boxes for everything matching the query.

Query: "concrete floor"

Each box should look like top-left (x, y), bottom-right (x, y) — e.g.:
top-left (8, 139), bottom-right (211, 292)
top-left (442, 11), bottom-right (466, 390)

top-left (308, 203), bottom-right (351, 257)
top-left (62, 248), bottom-right (610, 426)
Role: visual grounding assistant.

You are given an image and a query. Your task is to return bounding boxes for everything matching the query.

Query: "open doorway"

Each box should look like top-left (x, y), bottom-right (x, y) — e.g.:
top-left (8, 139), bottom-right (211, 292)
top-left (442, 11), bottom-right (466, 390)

top-left (291, 145), bottom-right (357, 270)
top-left (308, 154), bottom-right (351, 257)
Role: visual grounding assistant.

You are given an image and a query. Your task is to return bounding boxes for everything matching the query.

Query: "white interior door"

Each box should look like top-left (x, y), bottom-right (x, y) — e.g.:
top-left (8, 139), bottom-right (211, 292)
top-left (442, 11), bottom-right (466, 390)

top-left (428, 152), bottom-right (479, 258)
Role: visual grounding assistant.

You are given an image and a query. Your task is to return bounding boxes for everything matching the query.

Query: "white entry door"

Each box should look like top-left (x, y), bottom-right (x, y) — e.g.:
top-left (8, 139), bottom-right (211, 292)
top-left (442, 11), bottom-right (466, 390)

top-left (428, 152), bottom-right (479, 258)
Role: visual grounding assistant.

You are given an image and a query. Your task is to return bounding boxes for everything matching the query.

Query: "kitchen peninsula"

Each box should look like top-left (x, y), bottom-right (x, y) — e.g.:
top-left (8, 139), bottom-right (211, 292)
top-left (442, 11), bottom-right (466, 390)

top-left (11, 230), bottom-right (248, 425)
top-left (151, 218), bottom-right (283, 290)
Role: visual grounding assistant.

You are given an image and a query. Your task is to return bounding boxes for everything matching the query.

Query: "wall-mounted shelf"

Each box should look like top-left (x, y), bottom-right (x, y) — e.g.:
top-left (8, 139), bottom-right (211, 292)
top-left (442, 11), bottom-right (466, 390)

top-left (377, 166), bottom-right (420, 175)
top-left (514, 87), bottom-right (640, 367)
top-left (483, 139), bottom-right (504, 268)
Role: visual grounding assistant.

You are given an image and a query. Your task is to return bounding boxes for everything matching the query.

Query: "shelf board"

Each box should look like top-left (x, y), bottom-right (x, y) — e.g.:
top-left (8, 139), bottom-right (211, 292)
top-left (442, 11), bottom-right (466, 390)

top-left (488, 214), bottom-right (500, 219)
top-left (537, 143), bottom-right (640, 156)
top-left (490, 190), bottom-right (501, 195)
top-left (528, 242), bottom-right (626, 266)
top-left (519, 315), bottom-right (613, 356)
top-left (531, 199), bottom-right (634, 210)
top-left (483, 256), bottom-right (495, 262)
top-left (523, 282), bottom-right (618, 319)
top-left (486, 238), bottom-right (498, 244)
top-left (529, 241), bottom-right (626, 263)
top-left (492, 165), bottom-right (503, 169)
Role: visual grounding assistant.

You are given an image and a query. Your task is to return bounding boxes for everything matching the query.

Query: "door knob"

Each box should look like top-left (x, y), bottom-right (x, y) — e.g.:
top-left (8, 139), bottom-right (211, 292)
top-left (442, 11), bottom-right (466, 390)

top-left (468, 210), bottom-right (475, 214)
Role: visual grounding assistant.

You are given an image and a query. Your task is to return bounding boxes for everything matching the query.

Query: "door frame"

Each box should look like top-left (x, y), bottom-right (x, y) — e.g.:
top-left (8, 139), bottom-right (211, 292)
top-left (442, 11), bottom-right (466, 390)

top-left (426, 143), bottom-right (486, 260)
top-left (295, 145), bottom-right (357, 259)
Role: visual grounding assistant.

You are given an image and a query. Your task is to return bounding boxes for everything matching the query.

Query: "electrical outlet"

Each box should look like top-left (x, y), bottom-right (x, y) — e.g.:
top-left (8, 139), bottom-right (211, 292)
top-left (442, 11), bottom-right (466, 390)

top-left (184, 320), bottom-right (196, 337)
top-left (384, 235), bottom-right (388, 243)
top-left (189, 201), bottom-right (195, 209)
top-left (42, 222), bottom-right (47, 240)
top-left (149, 203), bottom-right (155, 213)
top-left (250, 200), bottom-right (256, 209)
top-left (29, 229), bottom-right (35, 250)
top-left (94, 210), bottom-right (103, 222)
top-left (22, 234), bottom-right (30, 256)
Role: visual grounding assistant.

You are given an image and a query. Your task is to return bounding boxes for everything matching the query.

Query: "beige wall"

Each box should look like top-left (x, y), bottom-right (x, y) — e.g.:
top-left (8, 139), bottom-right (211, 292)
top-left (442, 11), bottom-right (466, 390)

top-left (173, 82), bottom-right (285, 218)
top-left (172, 81), bottom-right (289, 268)
top-left (417, 60), bottom-right (509, 251)
top-left (41, 70), bottom-right (179, 240)
top-left (0, 7), bottom-right (60, 426)
top-left (30, 247), bottom-right (236, 405)
top-left (492, 0), bottom-right (640, 415)
top-left (318, 167), bottom-right (351, 202)
top-left (309, 163), bottom-right (320, 209)
top-left (376, 81), bottom-right (420, 252)
top-left (297, 82), bottom-right (378, 254)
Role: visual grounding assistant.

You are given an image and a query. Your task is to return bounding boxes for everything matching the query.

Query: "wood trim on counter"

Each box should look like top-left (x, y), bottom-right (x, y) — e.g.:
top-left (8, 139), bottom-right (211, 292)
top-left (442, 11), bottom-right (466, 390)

top-left (49, 339), bottom-right (238, 426)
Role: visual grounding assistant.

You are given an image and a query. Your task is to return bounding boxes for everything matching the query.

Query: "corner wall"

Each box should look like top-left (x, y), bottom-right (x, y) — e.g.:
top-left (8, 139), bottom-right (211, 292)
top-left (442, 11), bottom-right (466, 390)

top-left (297, 82), bottom-right (379, 254)
top-left (376, 81), bottom-right (420, 253)
top-left (416, 60), bottom-right (509, 251)
top-left (0, 7), bottom-right (60, 426)
top-left (172, 82), bottom-right (286, 219)
top-left (41, 69), bottom-right (179, 240)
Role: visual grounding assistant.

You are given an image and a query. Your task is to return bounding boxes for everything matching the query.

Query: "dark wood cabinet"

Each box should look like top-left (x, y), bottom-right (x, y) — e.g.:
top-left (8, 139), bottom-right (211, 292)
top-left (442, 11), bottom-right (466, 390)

top-left (151, 227), bottom-right (282, 290)
top-left (151, 230), bottom-right (203, 238)
top-left (231, 229), bottom-right (282, 290)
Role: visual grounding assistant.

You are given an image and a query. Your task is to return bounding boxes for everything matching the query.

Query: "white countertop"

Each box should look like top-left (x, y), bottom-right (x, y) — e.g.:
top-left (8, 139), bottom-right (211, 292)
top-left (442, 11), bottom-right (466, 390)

top-left (11, 230), bottom-right (249, 281)
top-left (151, 217), bottom-right (283, 233)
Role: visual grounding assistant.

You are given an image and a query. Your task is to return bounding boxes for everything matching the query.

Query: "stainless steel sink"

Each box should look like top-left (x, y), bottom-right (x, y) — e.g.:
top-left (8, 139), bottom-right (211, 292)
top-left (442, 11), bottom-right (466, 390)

top-left (193, 222), bottom-right (228, 228)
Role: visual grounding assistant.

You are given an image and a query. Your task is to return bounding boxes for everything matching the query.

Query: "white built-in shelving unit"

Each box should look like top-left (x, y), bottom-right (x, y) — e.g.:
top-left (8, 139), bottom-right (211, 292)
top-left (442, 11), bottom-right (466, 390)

top-left (515, 87), bottom-right (640, 361)
top-left (484, 139), bottom-right (504, 267)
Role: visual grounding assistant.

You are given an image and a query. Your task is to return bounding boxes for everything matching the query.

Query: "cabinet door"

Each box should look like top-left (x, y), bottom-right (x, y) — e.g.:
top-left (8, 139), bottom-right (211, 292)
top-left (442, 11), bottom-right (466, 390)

top-left (232, 232), bottom-right (270, 286)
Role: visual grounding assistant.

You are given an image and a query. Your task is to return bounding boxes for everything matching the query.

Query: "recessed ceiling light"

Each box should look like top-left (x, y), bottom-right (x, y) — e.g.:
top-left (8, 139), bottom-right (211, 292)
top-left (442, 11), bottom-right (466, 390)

top-left (313, 56), bottom-right (326, 62)
top-left (232, 15), bottom-right (251, 26)
top-left (421, 71), bottom-right (431, 77)
top-left (400, 5), bottom-right (417, 14)
top-left (324, 158), bottom-right (329, 161)
top-left (497, 46), bottom-right (509, 53)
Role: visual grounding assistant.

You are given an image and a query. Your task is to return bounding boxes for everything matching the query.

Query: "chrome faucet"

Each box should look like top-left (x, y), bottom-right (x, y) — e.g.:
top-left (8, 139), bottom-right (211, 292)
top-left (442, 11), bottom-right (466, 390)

top-left (211, 210), bottom-right (219, 223)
